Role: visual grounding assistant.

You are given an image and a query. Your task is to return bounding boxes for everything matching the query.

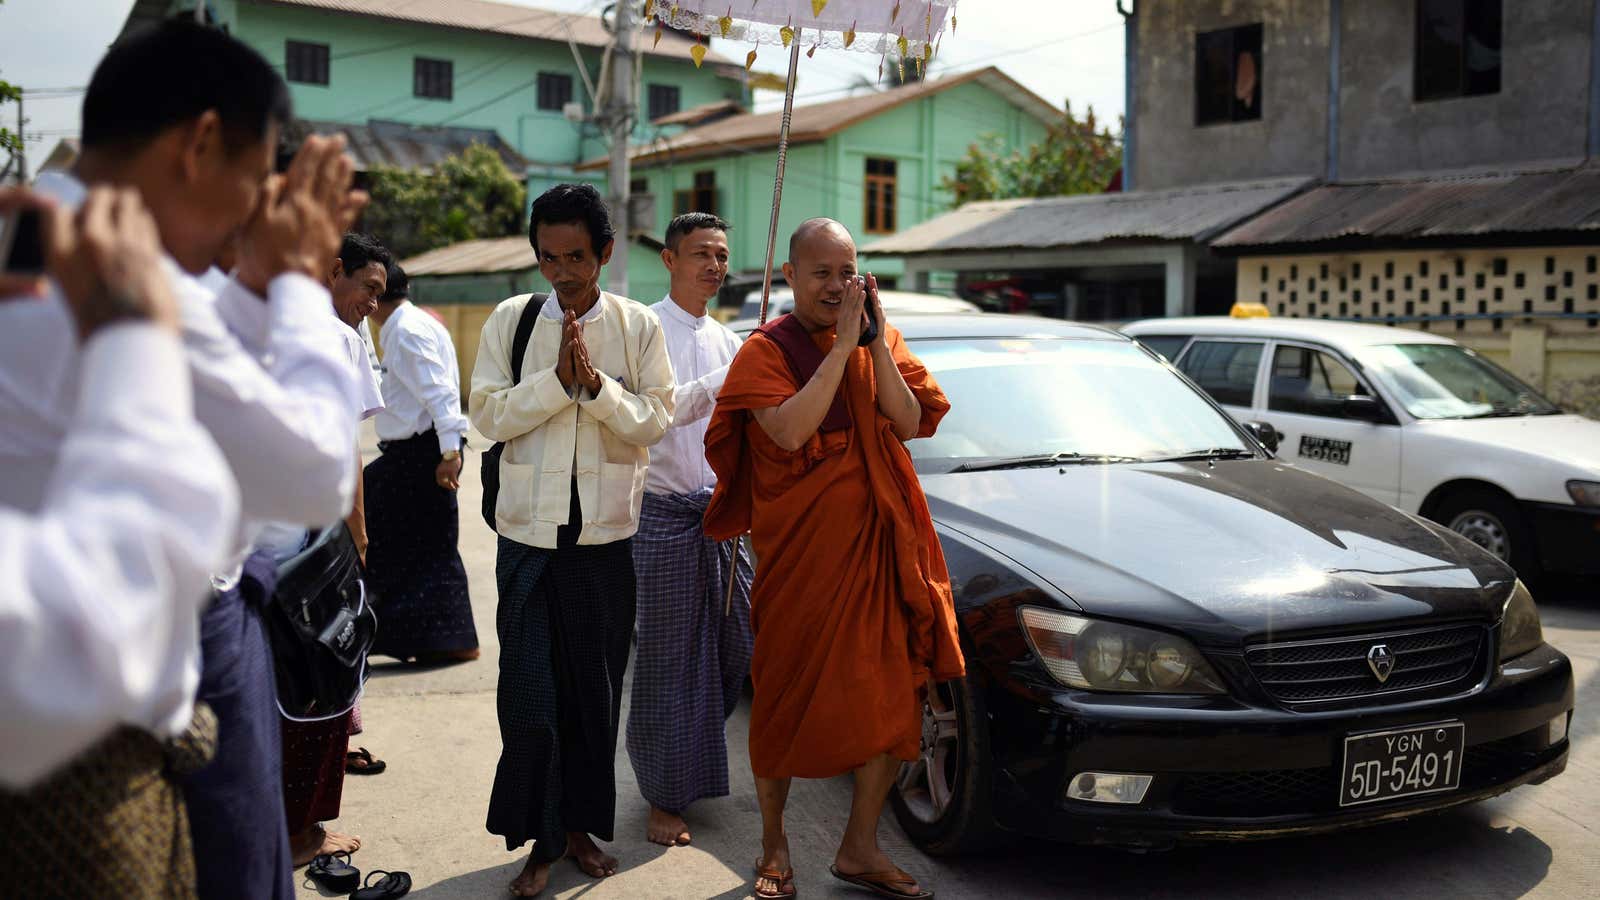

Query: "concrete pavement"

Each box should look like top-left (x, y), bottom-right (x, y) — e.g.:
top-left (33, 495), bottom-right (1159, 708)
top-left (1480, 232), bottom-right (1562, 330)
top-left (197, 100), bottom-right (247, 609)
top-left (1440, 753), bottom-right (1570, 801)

top-left (299, 426), bottom-right (1599, 899)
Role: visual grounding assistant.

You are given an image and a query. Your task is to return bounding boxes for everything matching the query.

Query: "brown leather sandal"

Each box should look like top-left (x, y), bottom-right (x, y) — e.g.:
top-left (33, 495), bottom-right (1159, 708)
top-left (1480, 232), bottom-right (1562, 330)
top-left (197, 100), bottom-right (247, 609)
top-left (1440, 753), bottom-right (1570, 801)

top-left (828, 865), bottom-right (933, 899)
top-left (754, 865), bottom-right (796, 899)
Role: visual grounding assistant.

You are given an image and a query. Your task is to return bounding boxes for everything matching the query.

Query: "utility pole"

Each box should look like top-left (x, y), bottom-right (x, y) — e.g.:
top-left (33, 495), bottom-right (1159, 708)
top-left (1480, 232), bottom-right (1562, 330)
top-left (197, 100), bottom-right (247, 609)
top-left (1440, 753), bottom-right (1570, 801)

top-left (193, 2), bottom-right (204, 23)
top-left (15, 91), bottom-right (25, 184)
top-left (604, 1), bottom-right (635, 296)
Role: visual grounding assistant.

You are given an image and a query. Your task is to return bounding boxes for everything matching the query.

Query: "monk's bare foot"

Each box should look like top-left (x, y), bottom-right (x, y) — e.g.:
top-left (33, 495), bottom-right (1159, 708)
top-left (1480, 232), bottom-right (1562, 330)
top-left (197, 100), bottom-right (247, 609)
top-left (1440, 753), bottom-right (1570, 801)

top-left (290, 823), bottom-right (361, 867)
top-left (565, 832), bottom-right (618, 878)
top-left (647, 806), bottom-right (691, 846)
top-left (833, 847), bottom-right (926, 896)
top-left (754, 836), bottom-right (793, 898)
top-left (509, 853), bottom-right (551, 897)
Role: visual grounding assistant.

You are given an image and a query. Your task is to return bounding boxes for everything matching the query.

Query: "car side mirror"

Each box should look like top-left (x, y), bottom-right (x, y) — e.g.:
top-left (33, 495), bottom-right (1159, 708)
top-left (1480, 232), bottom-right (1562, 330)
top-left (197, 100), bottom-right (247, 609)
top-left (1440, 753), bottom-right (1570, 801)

top-left (1341, 394), bottom-right (1387, 423)
top-left (1244, 420), bottom-right (1280, 453)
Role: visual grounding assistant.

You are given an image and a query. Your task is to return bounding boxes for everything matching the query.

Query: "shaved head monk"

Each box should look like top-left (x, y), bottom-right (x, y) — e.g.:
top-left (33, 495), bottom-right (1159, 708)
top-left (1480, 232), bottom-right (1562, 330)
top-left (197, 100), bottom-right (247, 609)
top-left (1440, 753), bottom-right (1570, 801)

top-left (704, 218), bottom-right (964, 900)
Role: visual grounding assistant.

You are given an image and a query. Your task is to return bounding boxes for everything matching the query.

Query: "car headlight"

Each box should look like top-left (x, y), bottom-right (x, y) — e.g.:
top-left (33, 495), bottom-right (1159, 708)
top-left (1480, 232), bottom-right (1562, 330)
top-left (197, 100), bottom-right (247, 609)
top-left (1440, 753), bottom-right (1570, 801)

top-left (1567, 480), bottom-right (1600, 507)
top-left (1497, 579), bottom-right (1544, 662)
top-left (1018, 606), bottom-right (1226, 694)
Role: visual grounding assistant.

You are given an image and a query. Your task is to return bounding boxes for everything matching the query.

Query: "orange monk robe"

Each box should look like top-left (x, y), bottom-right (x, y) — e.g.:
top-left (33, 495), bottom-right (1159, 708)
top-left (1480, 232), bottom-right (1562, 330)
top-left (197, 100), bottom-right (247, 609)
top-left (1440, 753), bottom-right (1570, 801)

top-left (703, 322), bottom-right (965, 779)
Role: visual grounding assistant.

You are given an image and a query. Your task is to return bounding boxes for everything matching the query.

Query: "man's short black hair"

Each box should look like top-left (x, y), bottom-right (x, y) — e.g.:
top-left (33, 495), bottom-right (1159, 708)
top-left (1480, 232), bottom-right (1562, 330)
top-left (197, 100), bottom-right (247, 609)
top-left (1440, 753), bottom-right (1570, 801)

top-left (338, 233), bottom-right (393, 277)
top-left (664, 212), bottom-right (730, 253)
top-left (82, 18), bottom-right (291, 153)
top-left (528, 183), bottom-right (614, 257)
top-left (382, 264), bottom-right (410, 303)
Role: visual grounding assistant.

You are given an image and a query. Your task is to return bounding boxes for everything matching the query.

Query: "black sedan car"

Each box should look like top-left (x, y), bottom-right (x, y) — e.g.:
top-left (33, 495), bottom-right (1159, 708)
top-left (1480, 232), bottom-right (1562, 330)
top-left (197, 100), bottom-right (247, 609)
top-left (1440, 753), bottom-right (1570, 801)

top-left (870, 314), bottom-right (1574, 853)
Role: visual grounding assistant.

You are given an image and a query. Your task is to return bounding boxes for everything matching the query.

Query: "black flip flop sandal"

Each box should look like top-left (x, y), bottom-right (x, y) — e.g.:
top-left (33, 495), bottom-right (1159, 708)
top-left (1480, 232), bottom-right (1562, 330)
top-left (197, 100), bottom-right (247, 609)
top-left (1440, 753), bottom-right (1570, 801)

top-left (352, 869), bottom-right (412, 899)
top-left (346, 746), bottom-right (387, 775)
top-left (306, 852), bottom-right (360, 894)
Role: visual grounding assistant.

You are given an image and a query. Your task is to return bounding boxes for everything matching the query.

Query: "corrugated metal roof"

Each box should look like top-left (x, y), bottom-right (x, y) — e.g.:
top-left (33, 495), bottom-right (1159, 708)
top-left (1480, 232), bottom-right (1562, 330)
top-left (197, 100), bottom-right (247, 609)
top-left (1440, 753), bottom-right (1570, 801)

top-left (578, 67), bottom-right (1061, 170)
top-left (296, 119), bottom-right (529, 171)
top-left (402, 236), bottom-right (534, 276)
top-left (1213, 161), bottom-right (1600, 248)
top-left (862, 177), bottom-right (1311, 256)
top-left (401, 232), bottom-right (666, 276)
top-left (118, 0), bottom-right (733, 64)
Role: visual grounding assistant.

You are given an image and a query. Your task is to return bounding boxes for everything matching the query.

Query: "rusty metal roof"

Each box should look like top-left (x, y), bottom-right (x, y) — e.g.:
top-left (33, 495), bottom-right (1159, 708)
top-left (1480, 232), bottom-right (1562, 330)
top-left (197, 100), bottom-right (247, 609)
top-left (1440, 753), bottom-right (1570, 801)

top-left (295, 119), bottom-right (528, 172)
top-left (862, 177), bottom-right (1311, 257)
top-left (402, 236), bottom-right (535, 276)
top-left (1213, 160), bottom-right (1600, 249)
top-left (118, 0), bottom-right (733, 64)
top-left (578, 67), bottom-right (1060, 170)
top-left (401, 231), bottom-right (665, 276)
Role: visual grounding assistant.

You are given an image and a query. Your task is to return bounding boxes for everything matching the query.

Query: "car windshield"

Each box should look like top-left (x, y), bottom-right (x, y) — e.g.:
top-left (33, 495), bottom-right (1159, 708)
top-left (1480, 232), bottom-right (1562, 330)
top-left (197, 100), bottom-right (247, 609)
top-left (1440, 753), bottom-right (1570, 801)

top-left (1352, 344), bottom-right (1562, 419)
top-left (908, 337), bottom-right (1253, 472)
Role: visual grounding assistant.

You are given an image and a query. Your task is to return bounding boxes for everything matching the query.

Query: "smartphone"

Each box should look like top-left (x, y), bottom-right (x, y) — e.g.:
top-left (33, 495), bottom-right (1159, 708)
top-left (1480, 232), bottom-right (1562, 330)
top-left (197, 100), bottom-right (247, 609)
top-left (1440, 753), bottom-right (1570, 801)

top-left (857, 275), bottom-right (881, 347)
top-left (0, 209), bottom-right (45, 277)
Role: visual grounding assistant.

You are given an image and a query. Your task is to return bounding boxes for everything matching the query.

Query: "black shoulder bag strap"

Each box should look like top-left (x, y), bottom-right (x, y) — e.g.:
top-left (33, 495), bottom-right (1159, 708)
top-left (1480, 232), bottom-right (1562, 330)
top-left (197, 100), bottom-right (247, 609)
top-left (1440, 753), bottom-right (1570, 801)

top-left (480, 293), bottom-right (545, 531)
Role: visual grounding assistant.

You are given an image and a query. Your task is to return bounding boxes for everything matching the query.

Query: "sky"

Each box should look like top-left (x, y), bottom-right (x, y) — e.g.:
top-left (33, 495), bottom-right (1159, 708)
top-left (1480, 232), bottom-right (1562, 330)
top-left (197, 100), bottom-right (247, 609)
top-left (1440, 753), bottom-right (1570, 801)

top-left (0, 0), bottom-right (1128, 167)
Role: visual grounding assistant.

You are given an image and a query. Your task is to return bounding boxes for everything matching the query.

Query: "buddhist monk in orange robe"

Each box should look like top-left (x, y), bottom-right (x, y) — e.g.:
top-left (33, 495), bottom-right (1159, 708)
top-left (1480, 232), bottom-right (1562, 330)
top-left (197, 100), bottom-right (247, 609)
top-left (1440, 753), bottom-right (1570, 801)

top-left (704, 218), bottom-right (964, 900)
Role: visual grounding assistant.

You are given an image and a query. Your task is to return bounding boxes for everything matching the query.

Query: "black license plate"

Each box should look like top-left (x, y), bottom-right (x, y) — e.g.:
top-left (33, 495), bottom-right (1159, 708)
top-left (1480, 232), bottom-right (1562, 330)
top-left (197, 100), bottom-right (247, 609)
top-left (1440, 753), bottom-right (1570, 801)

top-left (1339, 722), bottom-right (1464, 807)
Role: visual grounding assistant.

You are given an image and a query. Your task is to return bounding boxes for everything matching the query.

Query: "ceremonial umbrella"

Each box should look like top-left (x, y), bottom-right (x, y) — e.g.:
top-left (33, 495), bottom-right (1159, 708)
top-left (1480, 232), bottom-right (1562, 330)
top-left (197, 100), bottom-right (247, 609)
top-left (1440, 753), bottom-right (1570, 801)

top-left (651, 0), bottom-right (960, 325)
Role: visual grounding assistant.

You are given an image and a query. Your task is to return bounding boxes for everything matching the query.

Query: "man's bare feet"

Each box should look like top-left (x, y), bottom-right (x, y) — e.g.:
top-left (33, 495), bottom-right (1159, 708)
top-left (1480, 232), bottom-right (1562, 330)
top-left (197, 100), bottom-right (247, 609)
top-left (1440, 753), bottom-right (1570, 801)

top-left (646, 806), bottom-right (692, 846)
top-left (754, 836), bottom-right (794, 898)
top-left (508, 853), bottom-right (551, 897)
top-left (290, 823), bottom-right (361, 867)
top-left (565, 832), bottom-right (618, 878)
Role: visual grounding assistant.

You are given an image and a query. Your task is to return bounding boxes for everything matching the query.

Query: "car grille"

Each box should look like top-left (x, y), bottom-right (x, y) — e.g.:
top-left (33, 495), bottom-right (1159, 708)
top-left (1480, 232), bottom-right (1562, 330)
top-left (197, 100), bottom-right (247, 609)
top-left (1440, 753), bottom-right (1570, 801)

top-left (1244, 624), bottom-right (1486, 704)
top-left (1172, 732), bottom-right (1558, 818)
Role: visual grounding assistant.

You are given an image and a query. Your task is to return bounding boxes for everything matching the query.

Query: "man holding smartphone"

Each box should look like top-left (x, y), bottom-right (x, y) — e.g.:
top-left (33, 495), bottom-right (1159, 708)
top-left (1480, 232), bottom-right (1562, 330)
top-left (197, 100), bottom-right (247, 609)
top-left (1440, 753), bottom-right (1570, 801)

top-left (0, 19), bottom-right (364, 900)
top-left (703, 218), bottom-right (963, 900)
top-left (0, 184), bottom-right (239, 894)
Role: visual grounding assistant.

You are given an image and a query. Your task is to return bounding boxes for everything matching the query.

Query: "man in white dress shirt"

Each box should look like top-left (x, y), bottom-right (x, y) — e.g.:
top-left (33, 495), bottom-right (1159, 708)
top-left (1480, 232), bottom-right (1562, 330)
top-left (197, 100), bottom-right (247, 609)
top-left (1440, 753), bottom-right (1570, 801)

top-left (625, 213), bottom-right (754, 848)
top-left (0, 21), bottom-right (363, 900)
top-left (364, 263), bottom-right (481, 664)
top-left (0, 184), bottom-right (238, 896)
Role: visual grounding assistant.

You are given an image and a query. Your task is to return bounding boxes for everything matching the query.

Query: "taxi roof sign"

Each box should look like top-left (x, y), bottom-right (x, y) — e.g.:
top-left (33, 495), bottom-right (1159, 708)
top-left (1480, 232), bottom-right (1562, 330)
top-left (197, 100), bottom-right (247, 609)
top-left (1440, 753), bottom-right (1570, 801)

top-left (1230, 301), bottom-right (1272, 318)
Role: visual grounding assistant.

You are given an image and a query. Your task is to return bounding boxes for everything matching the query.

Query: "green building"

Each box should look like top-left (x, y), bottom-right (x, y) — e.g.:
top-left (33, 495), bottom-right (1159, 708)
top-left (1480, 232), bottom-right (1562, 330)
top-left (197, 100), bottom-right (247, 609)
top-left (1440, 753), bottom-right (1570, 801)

top-left (116, 0), bottom-right (748, 196)
top-left (587, 67), bottom-right (1057, 305)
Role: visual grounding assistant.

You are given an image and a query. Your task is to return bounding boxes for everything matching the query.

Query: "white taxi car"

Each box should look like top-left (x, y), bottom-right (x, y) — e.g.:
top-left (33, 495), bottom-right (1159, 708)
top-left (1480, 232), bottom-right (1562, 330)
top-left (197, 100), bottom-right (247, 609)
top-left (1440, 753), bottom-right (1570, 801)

top-left (1122, 316), bottom-right (1600, 578)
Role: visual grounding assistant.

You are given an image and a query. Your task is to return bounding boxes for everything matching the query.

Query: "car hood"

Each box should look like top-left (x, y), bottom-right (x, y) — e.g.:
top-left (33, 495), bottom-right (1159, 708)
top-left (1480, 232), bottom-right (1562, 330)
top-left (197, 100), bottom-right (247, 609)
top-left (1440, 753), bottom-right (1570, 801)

top-left (1410, 414), bottom-right (1600, 474)
top-left (923, 460), bottom-right (1513, 647)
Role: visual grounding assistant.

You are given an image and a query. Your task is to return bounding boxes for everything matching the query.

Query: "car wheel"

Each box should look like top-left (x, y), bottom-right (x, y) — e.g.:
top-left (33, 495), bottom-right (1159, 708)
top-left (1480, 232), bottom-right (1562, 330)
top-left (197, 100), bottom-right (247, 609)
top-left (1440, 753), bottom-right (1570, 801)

top-left (889, 675), bottom-right (1001, 855)
top-left (1432, 486), bottom-right (1540, 578)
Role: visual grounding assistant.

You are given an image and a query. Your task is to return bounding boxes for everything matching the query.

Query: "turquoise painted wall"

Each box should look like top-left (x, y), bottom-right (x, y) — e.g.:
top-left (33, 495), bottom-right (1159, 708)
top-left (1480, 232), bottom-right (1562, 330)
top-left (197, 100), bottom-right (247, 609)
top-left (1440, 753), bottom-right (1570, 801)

top-left (625, 79), bottom-right (1051, 290)
top-left (224, 2), bottom-right (745, 169)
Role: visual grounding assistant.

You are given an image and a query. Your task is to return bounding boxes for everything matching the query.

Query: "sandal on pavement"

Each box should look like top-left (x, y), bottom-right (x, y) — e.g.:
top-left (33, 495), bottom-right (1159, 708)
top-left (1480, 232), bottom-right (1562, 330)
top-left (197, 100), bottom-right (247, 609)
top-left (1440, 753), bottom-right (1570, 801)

top-left (346, 746), bottom-right (387, 775)
top-left (753, 865), bottom-right (797, 899)
top-left (829, 865), bottom-right (933, 900)
top-left (306, 852), bottom-right (360, 894)
top-left (351, 869), bottom-right (412, 899)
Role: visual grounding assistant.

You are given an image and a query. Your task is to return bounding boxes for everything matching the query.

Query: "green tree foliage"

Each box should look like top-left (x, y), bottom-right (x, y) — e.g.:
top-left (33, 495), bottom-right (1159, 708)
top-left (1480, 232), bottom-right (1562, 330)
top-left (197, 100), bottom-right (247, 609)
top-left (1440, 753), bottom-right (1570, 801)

top-left (942, 101), bottom-right (1123, 208)
top-left (363, 143), bottom-right (528, 259)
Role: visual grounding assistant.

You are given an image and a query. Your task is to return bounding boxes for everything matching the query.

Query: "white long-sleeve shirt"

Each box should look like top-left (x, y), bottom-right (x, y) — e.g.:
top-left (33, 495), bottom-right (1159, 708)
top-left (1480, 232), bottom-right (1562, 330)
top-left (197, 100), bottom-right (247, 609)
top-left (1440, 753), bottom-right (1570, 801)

top-left (645, 296), bottom-right (742, 496)
top-left (374, 301), bottom-right (469, 454)
top-left (0, 324), bottom-right (238, 788)
top-left (0, 172), bottom-right (362, 588)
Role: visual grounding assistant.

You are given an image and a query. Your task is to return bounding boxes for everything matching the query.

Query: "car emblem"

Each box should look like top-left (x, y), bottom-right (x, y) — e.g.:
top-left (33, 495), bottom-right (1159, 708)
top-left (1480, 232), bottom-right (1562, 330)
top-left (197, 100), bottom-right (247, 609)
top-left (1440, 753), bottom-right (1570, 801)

top-left (1367, 644), bottom-right (1396, 683)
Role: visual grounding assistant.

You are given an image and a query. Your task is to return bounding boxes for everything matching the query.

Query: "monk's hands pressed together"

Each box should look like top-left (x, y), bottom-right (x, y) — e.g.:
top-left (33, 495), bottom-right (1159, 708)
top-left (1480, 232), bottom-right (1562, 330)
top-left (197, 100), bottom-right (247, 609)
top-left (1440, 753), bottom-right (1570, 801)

top-left (832, 274), bottom-right (867, 351)
top-left (863, 273), bottom-right (888, 350)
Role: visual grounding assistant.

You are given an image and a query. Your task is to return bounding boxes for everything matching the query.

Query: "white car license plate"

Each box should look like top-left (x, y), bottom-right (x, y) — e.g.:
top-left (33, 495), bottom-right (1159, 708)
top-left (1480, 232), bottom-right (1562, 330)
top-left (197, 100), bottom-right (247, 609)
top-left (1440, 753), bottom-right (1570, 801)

top-left (1339, 722), bottom-right (1465, 807)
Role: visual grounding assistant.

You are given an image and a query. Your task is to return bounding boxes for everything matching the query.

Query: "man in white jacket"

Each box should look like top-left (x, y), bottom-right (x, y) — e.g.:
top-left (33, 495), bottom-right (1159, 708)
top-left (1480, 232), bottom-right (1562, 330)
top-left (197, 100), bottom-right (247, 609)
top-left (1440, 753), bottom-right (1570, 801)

top-left (470, 183), bottom-right (674, 898)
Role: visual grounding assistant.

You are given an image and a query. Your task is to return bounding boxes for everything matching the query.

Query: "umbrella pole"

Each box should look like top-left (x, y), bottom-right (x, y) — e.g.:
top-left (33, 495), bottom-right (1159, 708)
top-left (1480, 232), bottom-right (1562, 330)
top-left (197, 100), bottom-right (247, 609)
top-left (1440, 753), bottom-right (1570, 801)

top-left (726, 31), bottom-right (803, 616)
